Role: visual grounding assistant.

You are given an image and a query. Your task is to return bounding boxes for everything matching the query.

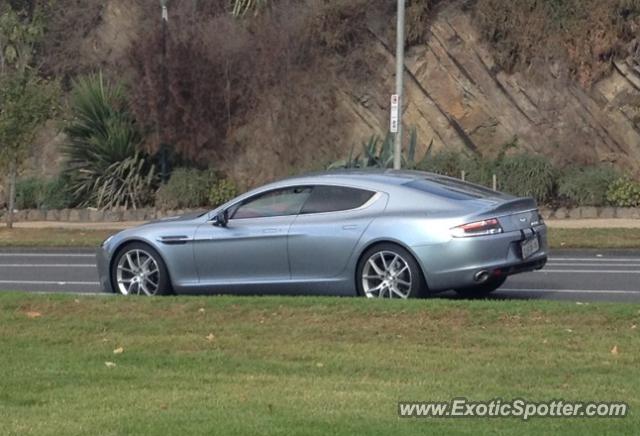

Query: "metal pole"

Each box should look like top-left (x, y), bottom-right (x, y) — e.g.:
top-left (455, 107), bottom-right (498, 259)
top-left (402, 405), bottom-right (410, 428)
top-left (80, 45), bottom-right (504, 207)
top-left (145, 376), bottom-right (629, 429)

top-left (393, 0), bottom-right (406, 170)
top-left (159, 0), bottom-right (169, 183)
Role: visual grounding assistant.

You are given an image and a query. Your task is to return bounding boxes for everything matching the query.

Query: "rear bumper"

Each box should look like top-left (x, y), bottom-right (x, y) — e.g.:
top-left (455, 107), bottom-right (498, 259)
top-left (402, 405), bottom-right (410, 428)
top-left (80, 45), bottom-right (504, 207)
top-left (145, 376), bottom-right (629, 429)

top-left (500, 255), bottom-right (547, 275)
top-left (410, 225), bottom-right (548, 292)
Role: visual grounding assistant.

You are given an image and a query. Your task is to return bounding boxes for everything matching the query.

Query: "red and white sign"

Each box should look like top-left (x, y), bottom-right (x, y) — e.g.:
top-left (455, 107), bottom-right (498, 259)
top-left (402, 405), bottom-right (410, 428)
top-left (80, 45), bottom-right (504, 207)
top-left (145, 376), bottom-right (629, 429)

top-left (390, 94), bottom-right (399, 133)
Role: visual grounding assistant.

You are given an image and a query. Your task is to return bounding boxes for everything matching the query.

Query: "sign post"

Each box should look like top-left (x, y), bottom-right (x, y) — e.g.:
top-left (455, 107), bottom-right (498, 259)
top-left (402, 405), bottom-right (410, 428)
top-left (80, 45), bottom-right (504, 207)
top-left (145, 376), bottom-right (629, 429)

top-left (393, 0), bottom-right (406, 170)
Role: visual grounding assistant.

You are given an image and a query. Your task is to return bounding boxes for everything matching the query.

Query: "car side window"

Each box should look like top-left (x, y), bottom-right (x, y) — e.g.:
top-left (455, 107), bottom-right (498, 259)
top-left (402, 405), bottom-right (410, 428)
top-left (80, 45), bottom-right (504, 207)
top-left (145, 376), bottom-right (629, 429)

top-left (300, 186), bottom-right (375, 214)
top-left (231, 187), bottom-right (312, 219)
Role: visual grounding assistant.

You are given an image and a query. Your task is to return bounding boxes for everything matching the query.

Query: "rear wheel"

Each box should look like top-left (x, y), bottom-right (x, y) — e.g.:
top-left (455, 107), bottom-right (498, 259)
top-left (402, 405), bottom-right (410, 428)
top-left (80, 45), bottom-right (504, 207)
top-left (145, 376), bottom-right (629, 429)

top-left (454, 276), bottom-right (507, 299)
top-left (357, 243), bottom-right (426, 299)
top-left (111, 243), bottom-right (172, 296)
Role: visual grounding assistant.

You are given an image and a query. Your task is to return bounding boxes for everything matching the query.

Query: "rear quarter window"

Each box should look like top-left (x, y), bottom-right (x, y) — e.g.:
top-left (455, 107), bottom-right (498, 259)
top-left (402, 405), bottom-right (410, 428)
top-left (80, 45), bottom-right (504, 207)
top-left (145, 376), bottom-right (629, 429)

top-left (301, 186), bottom-right (375, 214)
top-left (405, 178), bottom-right (503, 200)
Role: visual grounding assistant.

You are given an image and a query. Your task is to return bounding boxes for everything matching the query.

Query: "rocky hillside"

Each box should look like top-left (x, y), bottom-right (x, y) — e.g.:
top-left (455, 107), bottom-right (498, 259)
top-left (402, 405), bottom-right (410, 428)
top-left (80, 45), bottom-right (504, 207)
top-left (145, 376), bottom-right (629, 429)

top-left (22, 0), bottom-right (640, 187)
top-left (342, 3), bottom-right (640, 173)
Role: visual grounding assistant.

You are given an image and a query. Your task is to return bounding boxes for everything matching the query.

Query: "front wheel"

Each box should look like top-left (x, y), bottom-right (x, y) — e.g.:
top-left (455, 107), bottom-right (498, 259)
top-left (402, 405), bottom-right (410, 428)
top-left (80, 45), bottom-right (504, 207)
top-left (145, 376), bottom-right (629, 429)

top-left (357, 244), bottom-right (426, 299)
top-left (111, 243), bottom-right (172, 296)
top-left (454, 276), bottom-right (507, 299)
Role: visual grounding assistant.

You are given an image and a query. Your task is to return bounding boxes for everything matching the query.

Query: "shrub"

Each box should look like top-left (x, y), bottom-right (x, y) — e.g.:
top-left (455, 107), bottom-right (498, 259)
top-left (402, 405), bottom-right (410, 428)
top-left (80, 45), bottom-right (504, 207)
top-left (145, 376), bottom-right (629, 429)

top-left (63, 73), bottom-right (156, 210)
top-left (42, 176), bottom-right (75, 209)
top-left (606, 177), bottom-right (640, 207)
top-left (14, 178), bottom-right (43, 210)
top-left (459, 155), bottom-right (499, 188)
top-left (154, 168), bottom-right (219, 210)
top-left (557, 166), bottom-right (620, 206)
top-left (14, 176), bottom-right (73, 210)
top-left (416, 150), bottom-right (469, 178)
top-left (209, 179), bottom-right (238, 208)
top-left (494, 154), bottom-right (556, 204)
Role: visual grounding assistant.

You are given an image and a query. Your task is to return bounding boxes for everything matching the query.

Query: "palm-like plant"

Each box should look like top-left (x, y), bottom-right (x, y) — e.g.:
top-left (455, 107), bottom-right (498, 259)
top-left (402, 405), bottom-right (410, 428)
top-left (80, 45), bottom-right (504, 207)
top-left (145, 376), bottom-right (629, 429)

top-left (329, 128), bottom-right (431, 170)
top-left (231, 0), bottom-right (269, 18)
top-left (63, 73), bottom-right (156, 210)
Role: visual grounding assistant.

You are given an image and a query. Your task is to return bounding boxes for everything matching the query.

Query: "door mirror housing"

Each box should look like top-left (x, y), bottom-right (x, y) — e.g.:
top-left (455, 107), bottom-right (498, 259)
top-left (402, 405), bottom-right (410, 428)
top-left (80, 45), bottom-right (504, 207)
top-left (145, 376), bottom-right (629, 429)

top-left (212, 210), bottom-right (229, 227)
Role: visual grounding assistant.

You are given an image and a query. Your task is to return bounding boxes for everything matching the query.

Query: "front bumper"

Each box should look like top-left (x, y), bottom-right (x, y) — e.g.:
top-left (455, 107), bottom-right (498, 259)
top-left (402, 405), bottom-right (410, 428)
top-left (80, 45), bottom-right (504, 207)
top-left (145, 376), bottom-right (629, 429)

top-left (96, 245), bottom-right (113, 293)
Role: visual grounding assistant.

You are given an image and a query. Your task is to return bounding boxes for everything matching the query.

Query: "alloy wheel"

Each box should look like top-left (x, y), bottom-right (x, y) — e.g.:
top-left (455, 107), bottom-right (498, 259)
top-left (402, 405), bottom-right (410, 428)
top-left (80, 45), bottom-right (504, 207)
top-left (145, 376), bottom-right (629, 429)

top-left (116, 249), bottom-right (160, 296)
top-left (361, 250), bottom-right (413, 299)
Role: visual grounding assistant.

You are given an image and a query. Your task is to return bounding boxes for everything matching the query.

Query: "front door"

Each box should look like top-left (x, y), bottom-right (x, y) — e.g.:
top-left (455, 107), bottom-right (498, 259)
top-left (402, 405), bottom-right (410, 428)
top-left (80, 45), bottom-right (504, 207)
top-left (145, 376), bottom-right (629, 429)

top-left (193, 186), bottom-right (312, 285)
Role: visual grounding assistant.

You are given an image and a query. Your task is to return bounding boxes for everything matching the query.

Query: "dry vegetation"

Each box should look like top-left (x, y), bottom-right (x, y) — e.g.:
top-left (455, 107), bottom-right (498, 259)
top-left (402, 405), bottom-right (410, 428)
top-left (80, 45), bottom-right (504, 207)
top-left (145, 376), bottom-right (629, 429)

top-left (8, 0), bottom-right (640, 189)
top-left (29, 0), bottom-right (437, 187)
top-left (473, 0), bottom-right (640, 86)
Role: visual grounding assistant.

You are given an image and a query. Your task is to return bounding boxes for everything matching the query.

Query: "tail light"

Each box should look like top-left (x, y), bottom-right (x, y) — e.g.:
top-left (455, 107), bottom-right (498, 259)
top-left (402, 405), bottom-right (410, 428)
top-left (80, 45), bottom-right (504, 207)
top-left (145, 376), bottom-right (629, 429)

top-left (532, 210), bottom-right (544, 226)
top-left (451, 218), bottom-right (503, 238)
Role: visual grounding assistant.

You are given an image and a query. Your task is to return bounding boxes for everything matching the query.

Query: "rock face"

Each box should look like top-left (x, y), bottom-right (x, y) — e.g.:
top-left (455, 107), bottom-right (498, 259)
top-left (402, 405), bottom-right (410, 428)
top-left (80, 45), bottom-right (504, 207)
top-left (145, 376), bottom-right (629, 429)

top-left (10, 0), bottom-right (640, 193)
top-left (339, 4), bottom-right (640, 175)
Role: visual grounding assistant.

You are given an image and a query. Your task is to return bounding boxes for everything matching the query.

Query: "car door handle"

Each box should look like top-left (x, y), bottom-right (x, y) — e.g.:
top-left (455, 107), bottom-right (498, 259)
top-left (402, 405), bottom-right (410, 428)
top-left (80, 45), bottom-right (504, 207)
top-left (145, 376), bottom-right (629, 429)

top-left (342, 224), bottom-right (359, 230)
top-left (263, 228), bottom-right (279, 234)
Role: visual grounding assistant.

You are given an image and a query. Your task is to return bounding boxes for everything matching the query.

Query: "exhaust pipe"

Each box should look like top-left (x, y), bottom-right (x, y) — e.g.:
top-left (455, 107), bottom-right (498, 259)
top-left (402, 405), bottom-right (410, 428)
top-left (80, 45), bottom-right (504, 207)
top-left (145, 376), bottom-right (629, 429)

top-left (474, 270), bottom-right (490, 283)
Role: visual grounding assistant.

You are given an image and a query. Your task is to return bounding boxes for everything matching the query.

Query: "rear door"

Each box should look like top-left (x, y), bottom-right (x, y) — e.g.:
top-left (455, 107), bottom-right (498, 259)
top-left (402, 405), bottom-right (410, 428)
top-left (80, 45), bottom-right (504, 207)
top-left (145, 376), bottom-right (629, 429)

top-left (288, 185), bottom-right (387, 279)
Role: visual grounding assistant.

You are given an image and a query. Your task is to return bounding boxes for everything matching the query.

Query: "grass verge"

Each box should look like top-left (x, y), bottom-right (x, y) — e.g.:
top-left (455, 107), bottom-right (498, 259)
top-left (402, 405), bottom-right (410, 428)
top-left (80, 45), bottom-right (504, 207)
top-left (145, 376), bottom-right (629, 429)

top-left (1, 293), bottom-right (638, 435)
top-left (0, 228), bottom-right (114, 247)
top-left (549, 228), bottom-right (640, 249)
top-left (2, 227), bottom-right (640, 249)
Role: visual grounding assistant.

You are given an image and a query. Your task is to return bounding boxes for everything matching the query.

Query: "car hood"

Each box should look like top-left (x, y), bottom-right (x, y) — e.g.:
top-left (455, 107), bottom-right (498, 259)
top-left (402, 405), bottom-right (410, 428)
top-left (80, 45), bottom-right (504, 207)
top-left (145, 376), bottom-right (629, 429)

top-left (145, 211), bottom-right (207, 225)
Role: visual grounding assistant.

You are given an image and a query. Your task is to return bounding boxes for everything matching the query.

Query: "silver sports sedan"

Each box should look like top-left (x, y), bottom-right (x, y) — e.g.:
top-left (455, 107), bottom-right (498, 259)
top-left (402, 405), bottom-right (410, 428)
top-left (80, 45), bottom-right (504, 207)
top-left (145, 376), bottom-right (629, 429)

top-left (97, 170), bottom-right (547, 298)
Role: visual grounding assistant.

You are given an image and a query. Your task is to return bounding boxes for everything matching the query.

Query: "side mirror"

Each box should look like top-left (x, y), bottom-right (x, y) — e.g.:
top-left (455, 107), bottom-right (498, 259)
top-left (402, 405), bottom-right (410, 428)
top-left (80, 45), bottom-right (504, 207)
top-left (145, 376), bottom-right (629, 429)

top-left (213, 210), bottom-right (229, 227)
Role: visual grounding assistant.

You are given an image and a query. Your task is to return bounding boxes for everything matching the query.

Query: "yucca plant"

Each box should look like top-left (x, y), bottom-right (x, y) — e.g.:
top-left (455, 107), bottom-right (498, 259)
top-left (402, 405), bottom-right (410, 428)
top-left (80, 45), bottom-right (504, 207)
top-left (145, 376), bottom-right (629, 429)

top-left (231, 0), bottom-right (269, 18)
top-left (329, 128), bottom-right (430, 170)
top-left (63, 73), bottom-right (156, 210)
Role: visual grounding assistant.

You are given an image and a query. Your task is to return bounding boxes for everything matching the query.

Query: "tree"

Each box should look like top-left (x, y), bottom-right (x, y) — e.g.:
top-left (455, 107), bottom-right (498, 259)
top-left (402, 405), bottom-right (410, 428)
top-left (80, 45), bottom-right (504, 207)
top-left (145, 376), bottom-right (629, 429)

top-left (0, 71), bottom-right (57, 227)
top-left (0, 8), bottom-right (57, 228)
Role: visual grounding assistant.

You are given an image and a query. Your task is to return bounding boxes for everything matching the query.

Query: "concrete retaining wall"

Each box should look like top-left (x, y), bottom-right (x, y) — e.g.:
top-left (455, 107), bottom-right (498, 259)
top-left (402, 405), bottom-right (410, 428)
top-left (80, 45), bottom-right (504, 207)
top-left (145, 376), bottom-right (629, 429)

top-left (539, 207), bottom-right (640, 220)
top-left (0, 208), bottom-right (204, 223)
top-left (1, 206), bottom-right (639, 222)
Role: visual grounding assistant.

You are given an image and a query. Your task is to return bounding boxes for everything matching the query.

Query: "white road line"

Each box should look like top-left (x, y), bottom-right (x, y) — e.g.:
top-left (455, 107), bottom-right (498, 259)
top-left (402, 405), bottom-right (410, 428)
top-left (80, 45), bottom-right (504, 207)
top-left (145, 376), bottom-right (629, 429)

top-left (547, 263), bottom-right (640, 267)
top-left (0, 253), bottom-right (95, 258)
top-left (501, 288), bottom-right (639, 295)
top-left (0, 290), bottom-right (110, 296)
top-left (539, 269), bottom-right (640, 274)
top-left (549, 257), bottom-right (640, 262)
top-left (0, 280), bottom-right (100, 286)
top-left (0, 264), bottom-right (96, 268)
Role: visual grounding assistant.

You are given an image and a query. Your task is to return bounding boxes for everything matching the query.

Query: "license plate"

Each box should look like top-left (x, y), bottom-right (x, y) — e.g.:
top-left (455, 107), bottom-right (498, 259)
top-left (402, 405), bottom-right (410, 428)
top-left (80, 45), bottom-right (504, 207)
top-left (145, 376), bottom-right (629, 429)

top-left (521, 236), bottom-right (540, 259)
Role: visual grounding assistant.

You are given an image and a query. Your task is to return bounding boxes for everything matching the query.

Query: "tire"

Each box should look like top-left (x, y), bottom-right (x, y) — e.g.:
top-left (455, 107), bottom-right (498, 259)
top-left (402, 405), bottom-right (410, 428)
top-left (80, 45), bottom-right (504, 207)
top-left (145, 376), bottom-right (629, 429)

top-left (111, 242), bottom-right (172, 296)
top-left (356, 243), bottom-right (427, 299)
top-left (454, 276), bottom-right (507, 299)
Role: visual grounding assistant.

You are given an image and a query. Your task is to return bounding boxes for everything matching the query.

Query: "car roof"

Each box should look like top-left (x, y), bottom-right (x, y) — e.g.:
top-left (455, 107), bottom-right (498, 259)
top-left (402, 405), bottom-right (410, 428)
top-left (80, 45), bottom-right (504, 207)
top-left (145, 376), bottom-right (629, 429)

top-left (265, 169), bottom-right (511, 202)
top-left (278, 169), bottom-right (432, 187)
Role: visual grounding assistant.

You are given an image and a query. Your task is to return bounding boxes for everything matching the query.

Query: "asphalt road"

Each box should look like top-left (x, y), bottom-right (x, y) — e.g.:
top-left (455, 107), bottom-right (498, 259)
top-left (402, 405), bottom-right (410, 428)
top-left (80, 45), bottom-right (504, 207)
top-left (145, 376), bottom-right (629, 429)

top-left (0, 248), bottom-right (639, 302)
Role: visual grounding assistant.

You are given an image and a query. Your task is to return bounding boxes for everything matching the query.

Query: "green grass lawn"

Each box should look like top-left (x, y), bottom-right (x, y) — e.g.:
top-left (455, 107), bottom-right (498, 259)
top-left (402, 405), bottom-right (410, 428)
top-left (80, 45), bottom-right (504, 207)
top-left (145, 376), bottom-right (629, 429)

top-left (1, 293), bottom-right (638, 435)
top-left (2, 227), bottom-right (640, 249)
